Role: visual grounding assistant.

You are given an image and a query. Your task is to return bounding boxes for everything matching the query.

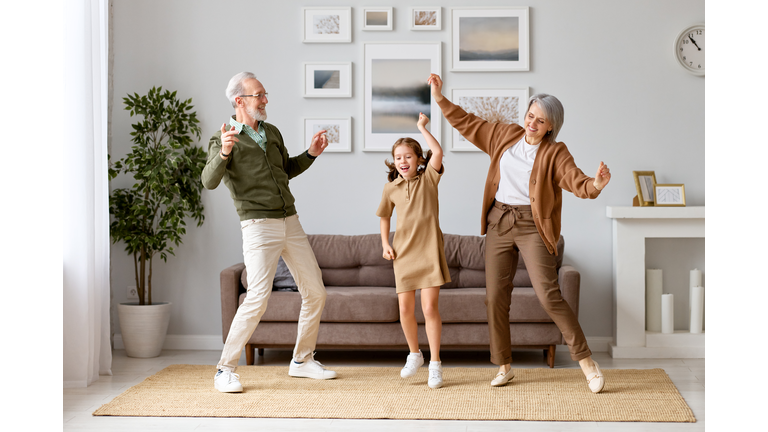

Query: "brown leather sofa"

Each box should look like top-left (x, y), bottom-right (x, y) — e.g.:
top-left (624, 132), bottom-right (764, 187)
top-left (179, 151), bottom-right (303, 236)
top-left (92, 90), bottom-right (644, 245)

top-left (219, 233), bottom-right (580, 368)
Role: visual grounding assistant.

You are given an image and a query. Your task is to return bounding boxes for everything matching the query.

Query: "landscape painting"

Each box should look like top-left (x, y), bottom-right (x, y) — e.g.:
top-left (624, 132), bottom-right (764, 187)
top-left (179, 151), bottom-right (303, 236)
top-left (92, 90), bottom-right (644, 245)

top-left (459, 17), bottom-right (519, 61)
top-left (451, 8), bottom-right (529, 71)
top-left (364, 42), bottom-right (441, 151)
top-left (371, 59), bottom-right (431, 134)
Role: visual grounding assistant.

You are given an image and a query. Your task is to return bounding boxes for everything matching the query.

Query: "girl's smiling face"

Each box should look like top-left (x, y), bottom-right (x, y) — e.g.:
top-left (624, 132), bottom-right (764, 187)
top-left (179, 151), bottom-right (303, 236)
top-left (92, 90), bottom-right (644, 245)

top-left (394, 144), bottom-right (419, 179)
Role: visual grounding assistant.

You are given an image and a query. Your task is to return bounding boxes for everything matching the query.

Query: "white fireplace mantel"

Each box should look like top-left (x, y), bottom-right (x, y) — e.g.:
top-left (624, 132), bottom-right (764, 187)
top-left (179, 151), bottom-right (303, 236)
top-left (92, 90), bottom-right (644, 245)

top-left (607, 206), bottom-right (705, 358)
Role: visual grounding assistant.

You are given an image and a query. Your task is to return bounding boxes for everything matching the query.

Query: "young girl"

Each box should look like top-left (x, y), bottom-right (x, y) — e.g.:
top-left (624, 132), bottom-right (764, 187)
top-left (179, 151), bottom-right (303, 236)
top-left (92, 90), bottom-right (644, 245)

top-left (376, 112), bottom-right (450, 389)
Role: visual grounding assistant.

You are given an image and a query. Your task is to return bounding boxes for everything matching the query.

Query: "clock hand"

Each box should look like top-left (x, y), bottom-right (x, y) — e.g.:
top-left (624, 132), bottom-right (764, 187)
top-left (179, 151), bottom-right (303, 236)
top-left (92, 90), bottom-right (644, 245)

top-left (688, 34), bottom-right (702, 51)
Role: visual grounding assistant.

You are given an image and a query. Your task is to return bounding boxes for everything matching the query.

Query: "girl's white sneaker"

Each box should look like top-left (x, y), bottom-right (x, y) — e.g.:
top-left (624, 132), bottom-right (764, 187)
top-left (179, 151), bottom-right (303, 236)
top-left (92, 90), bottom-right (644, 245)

top-left (400, 350), bottom-right (424, 378)
top-left (428, 362), bottom-right (443, 389)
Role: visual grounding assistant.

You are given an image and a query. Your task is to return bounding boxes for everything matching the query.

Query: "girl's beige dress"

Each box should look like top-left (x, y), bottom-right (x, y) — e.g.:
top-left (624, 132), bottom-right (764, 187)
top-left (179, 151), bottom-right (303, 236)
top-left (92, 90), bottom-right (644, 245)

top-left (376, 163), bottom-right (451, 293)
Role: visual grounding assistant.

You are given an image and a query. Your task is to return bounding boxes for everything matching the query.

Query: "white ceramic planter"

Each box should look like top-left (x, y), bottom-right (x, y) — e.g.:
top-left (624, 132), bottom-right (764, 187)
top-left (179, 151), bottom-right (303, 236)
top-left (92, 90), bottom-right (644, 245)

top-left (117, 302), bottom-right (171, 358)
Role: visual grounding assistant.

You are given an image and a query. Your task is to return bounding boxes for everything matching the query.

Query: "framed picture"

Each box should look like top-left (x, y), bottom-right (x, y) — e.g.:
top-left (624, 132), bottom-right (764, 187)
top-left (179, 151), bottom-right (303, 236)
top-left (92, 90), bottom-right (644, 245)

top-left (654, 184), bottom-right (686, 207)
top-left (302, 7), bottom-right (351, 43)
top-left (304, 117), bottom-right (352, 153)
top-left (303, 62), bottom-right (352, 98)
top-left (450, 87), bottom-right (529, 151)
top-left (632, 171), bottom-right (657, 206)
top-left (363, 42), bottom-right (442, 152)
top-left (363, 7), bottom-right (393, 31)
top-left (410, 7), bottom-right (441, 31)
top-left (451, 7), bottom-right (529, 72)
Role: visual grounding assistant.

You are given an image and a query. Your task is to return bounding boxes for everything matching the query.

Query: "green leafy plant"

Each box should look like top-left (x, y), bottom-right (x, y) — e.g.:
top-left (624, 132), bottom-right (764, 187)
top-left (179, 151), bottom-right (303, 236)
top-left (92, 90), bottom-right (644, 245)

top-left (109, 87), bottom-right (206, 305)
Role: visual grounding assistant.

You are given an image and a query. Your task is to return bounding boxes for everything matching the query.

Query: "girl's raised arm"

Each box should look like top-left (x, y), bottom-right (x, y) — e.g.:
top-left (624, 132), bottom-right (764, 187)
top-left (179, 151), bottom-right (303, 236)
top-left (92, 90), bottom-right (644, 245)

top-left (417, 112), bottom-right (443, 172)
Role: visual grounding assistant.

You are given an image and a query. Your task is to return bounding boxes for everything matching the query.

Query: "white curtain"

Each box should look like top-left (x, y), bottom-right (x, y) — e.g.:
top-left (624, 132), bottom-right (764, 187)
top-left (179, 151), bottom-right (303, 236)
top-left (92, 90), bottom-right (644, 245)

top-left (62, 0), bottom-right (112, 387)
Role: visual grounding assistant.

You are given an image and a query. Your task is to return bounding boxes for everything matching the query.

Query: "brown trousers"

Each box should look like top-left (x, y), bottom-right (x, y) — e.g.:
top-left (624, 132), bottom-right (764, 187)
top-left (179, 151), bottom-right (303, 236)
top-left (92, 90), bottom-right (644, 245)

top-left (485, 201), bottom-right (591, 365)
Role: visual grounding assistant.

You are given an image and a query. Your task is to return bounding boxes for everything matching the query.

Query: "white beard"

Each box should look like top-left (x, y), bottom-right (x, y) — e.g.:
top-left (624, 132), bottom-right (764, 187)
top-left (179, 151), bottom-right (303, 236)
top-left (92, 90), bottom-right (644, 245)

top-left (247, 106), bottom-right (267, 121)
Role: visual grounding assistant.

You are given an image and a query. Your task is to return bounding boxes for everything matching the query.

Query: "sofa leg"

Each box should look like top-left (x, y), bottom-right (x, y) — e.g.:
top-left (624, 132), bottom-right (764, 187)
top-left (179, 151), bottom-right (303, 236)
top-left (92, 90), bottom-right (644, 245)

top-left (245, 344), bottom-right (254, 365)
top-left (547, 345), bottom-right (556, 368)
top-left (258, 348), bottom-right (264, 356)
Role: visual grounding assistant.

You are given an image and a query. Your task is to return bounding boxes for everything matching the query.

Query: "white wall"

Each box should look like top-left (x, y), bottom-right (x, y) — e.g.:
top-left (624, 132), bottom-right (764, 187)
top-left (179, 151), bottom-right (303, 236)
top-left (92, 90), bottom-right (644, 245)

top-left (109, 0), bottom-right (704, 345)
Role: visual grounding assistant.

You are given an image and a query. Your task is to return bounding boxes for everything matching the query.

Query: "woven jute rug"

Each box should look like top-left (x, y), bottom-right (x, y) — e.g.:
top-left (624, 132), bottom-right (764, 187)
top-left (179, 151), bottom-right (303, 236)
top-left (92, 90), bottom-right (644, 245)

top-left (93, 365), bottom-right (695, 422)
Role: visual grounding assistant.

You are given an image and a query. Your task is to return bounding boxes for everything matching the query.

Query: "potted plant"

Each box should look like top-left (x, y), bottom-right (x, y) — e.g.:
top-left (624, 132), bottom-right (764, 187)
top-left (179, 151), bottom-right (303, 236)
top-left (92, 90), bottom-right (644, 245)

top-left (109, 87), bottom-right (206, 358)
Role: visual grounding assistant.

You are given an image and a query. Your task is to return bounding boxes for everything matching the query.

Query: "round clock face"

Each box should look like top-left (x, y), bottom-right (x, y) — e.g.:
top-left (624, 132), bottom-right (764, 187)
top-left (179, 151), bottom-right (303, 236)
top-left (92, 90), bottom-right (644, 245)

top-left (675, 25), bottom-right (705, 76)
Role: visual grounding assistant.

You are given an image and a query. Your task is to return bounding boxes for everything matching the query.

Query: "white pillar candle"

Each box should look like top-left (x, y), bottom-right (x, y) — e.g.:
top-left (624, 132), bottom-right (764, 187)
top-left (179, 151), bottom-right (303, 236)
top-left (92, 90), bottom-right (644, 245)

top-left (689, 269), bottom-right (702, 321)
top-left (646, 269), bottom-right (663, 332)
top-left (661, 294), bottom-right (674, 334)
top-left (690, 286), bottom-right (704, 333)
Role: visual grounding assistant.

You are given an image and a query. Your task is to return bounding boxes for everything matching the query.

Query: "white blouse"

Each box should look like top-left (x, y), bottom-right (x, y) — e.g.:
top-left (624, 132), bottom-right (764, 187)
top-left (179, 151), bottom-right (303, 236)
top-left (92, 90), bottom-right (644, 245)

top-left (494, 136), bottom-right (540, 205)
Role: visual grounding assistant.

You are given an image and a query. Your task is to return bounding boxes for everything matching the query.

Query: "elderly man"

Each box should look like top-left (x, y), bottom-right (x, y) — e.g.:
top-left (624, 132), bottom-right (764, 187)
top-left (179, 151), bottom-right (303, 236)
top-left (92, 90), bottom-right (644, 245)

top-left (202, 72), bottom-right (335, 393)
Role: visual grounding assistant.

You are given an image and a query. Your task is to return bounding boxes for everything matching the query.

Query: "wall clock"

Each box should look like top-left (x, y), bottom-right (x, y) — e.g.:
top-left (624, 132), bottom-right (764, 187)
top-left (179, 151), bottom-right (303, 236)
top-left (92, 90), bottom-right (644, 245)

top-left (674, 24), bottom-right (705, 76)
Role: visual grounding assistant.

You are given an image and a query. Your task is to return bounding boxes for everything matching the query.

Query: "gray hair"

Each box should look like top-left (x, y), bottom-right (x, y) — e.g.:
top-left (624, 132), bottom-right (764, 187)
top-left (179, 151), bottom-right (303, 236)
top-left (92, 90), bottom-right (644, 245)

top-left (526, 93), bottom-right (564, 143)
top-left (225, 72), bottom-right (257, 108)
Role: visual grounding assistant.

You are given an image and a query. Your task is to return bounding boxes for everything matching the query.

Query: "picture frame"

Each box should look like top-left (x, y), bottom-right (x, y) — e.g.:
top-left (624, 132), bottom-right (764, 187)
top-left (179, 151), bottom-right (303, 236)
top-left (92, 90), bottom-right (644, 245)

top-left (632, 171), bottom-right (657, 206)
top-left (654, 184), bottom-right (686, 207)
top-left (304, 117), bottom-right (352, 153)
top-left (303, 62), bottom-right (352, 98)
top-left (302, 7), bottom-right (351, 43)
top-left (410, 7), bottom-right (441, 31)
top-left (451, 7), bottom-right (529, 72)
top-left (363, 42), bottom-right (442, 152)
top-left (450, 87), bottom-right (529, 151)
top-left (362, 7), bottom-right (393, 31)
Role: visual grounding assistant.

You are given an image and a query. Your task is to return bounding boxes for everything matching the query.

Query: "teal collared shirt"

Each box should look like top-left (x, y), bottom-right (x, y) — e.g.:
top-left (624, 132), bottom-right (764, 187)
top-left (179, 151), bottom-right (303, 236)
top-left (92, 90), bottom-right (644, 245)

top-left (229, 116), bottom-right (267, 152)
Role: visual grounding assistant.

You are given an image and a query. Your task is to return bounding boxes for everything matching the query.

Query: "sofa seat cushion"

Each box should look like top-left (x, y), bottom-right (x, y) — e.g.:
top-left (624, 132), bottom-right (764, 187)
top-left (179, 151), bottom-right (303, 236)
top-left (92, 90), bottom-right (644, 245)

top-left (241, 286), bottom-right (400, 323)
top-left (413, 287), bottom-right (555, 324)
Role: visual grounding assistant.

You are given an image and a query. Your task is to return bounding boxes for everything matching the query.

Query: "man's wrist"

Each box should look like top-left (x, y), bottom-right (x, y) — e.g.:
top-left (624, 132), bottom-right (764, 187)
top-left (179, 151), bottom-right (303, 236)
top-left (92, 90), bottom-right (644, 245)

top-left (220, 150), bottom-right (230, 160)
top-left (306, 150), bottom-right (317, 160)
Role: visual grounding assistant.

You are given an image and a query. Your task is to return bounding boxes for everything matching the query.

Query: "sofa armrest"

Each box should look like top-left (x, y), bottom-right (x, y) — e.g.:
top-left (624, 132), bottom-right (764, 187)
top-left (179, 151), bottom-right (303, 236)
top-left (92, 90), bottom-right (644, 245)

top-left (220, 263), bottom-right (246, 343)
top-left (558, 265), bottom-right (581, 318)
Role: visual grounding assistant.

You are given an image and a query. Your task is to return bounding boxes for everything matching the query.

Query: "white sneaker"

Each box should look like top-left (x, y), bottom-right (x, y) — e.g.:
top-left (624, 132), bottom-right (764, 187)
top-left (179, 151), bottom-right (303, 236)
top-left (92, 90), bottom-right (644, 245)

top-left (428, 362), bottom-right (443, 389)
top-left (400, 350), bottom-right (424, 378)
top-left (289, 353), bottom-right (337, 380)
top-left (214, 369), bottom-right (243, 393)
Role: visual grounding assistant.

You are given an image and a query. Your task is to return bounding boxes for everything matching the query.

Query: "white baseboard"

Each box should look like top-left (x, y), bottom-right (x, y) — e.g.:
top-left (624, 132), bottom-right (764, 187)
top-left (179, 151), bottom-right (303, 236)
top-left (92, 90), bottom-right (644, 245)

top-left (584, 336), bottom-right (612, 353)
top-left (114, 334), bottom-right (613, 353)
top-left (113, 334), bottom-right (224, 351)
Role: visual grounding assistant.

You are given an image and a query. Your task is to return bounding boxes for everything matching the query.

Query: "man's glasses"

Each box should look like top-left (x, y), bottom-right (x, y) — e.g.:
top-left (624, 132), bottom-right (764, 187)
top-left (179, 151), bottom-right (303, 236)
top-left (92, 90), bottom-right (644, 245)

top-left (239, 93), bottom-right (269, 100)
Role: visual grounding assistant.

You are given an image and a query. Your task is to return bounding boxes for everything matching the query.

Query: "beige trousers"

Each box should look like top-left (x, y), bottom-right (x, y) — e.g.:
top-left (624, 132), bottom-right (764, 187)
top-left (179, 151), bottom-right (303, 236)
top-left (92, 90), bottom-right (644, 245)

top-left (217, 215), bottom-right (327, 372)
top-left (485, 202), bottom-right (591, 365)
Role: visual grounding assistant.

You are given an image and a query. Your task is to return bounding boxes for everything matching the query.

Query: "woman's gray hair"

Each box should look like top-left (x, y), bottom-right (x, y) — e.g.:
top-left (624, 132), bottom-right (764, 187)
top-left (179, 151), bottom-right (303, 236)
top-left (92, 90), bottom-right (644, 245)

top-left (526, 93), bottom-right (564, 143)
top-left (225, 72), bottom-right (257, 108)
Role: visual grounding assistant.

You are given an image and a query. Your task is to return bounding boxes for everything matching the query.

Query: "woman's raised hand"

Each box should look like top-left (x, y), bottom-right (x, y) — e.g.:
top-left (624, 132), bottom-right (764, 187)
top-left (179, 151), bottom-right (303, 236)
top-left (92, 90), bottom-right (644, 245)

top-left (427, 74), bottom-right (444, 102)
top-left (594, 161), bottom-right (611, 190)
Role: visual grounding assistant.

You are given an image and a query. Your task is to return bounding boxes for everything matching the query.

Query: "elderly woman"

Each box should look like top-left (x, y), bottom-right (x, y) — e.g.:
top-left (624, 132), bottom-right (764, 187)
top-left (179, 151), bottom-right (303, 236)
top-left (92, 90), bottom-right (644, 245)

top-left (428, 74), bottom-right (610, 393)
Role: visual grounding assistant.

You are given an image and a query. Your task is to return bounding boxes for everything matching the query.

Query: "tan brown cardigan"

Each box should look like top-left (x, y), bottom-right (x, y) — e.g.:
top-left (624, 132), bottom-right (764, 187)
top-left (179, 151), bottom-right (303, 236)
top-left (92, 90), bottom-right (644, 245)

top-left (438, 97), bottom-right (601, 255)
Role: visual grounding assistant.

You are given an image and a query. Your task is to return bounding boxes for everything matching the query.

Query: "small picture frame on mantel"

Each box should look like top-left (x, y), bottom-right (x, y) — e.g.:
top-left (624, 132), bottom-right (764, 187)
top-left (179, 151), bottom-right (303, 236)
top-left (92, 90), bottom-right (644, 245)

top-left (654, 184), bottom-right (686, 207)
top-left (632, 171), bottom-right (657, 206)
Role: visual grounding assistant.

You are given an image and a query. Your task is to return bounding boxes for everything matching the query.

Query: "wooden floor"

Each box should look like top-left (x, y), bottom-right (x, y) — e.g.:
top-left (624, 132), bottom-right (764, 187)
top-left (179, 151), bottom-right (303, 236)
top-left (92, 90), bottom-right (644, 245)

top-left (64, 348), bottom-right (705, 431)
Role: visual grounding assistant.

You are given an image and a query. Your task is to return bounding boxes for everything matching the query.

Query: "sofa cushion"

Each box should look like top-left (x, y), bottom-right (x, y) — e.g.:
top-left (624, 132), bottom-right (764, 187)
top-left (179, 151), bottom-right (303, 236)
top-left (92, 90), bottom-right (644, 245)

top-left (413, 287), bottom-right (554, 324)
top-left (244, 286), bottom-right (400, 323)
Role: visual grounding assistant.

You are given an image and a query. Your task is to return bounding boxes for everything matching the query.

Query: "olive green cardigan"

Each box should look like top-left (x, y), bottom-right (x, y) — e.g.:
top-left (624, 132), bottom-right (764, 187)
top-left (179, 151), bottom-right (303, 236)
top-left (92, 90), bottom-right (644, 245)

top-left (201, 121), bottom-right (315, 221)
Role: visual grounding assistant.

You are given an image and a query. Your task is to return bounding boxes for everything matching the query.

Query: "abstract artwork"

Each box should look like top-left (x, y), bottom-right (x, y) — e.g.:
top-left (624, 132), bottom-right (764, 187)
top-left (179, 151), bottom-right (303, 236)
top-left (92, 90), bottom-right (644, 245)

top-left (303, 7), bottom-right (351, 43)
top-left (410, 7), bottom-right (441, 31)
top-left (304, 62), bottom-right (352, 98)
top-left (451, 7), bottom-right (529, 71)
top-left (451, 88), bottom-right (529, 151)
top-left (364, 42), bottom-right (441, 151)
top-left (304, 118), bottom-right (352, 152)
